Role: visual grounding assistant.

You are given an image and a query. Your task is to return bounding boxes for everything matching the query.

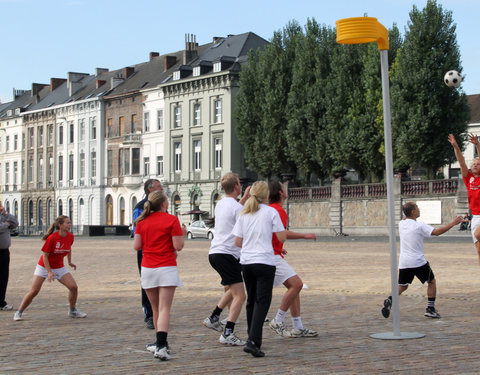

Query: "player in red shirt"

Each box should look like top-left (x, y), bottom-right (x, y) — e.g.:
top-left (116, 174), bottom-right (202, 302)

top-left (449, 133), bottom-right (480, 264)
top-left (268, 181), bottom-right (318, 337)
top-left (13, 216), bottom-right (86, 321)
top-left (134, 191), bottom-right (187, 361)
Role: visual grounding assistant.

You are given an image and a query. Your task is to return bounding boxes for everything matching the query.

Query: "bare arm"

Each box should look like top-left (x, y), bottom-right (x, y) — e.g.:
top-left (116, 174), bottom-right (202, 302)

top-left (274, 230), bottom-right (287, 243)
top-left (431, 216), bottom-right (463, 236)
top-left (67, 249), bottom-right (76, 270)
top-left (133, 233), bottom-right (142, 251)
top-left (286, 230), bottom-right (316, 241)
top-left (235, 236), bottom-right (243, 248)
top-left (448, 134), bottom-right (469, 178)
top-left (468, 133), bottom-right (480, 159)
top-left (42, 252), bottom-right (55, 282)
top-left (172, 224), bottom-right (187, 251)
top-left (239, 186), bottom-right (251, 205)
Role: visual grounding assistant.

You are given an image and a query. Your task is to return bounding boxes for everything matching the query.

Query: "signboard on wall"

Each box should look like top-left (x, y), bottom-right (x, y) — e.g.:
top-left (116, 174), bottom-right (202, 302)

top-left (416, 200), bottom-right (442, 224)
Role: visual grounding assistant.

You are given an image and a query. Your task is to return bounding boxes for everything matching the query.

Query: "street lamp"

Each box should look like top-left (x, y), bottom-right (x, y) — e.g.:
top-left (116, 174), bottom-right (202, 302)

top-left (336, 17), bottom-right (424, 340)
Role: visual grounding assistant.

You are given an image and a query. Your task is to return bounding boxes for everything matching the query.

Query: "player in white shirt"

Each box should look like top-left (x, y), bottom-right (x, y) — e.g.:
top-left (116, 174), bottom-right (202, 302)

top-left (203, 173), bottom-right (250, 346)
top-left (381, 202), bottom-right (462, 319)
top-left (233, 181), bottom-right (286, 358)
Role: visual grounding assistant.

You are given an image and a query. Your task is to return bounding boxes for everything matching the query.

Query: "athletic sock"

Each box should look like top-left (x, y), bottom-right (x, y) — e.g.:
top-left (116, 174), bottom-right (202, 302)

top-left (291, 316), bottom-right (303, 330)
top-left (274, 309), bottom-right (287, 324)
top-left (210, 306), bottom-right (223, 322)
top-left (224, 321), bottom-right (235, 336)
top-left (427, 297), bottom-right (435, 309)
top-left (156, 331), bottom-right (168, 348)
top-left (69, 306), bottom-right (75, 313)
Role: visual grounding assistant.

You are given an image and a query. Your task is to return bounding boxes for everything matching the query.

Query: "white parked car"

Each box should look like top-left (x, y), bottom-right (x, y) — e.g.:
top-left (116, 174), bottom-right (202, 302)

top-left (187, 220), bottom-right (214, 239)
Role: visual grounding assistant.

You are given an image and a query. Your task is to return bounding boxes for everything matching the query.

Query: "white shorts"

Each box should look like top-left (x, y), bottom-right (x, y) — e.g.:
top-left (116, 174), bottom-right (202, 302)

top-left (34, 265), bottom-right (70, 280)
top-left (141, 266), bottom-right (183, 289)
top-left (273, 256), bottom-right (297, 287)
top-left (471, 216), bottom-right (480, 243)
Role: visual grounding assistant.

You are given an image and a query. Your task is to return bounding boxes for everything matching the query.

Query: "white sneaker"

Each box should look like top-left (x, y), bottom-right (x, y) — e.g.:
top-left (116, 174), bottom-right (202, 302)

top-left (146, 343), bottom-right (156, 353)
top-left (269, 319), bottom-right (291, 337)
top-left (0, 304), bottom-right (13, 311)
top-left (220, 317), bottom-right (228, 325)
top-left (154, 346), bottom-right (171, 361)
top-left (69, 308), bottom-right (87, 318)
top-left (219, 332), bottom-right (246, 346)
top-left (13, 310), bottom-right (22, 321)
top-left (290, 327), bottom-right (318, 337)
top-left (202, 316), bottom-right (223, 332)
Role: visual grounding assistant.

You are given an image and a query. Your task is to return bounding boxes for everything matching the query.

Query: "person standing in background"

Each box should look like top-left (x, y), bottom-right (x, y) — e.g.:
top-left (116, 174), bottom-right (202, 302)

top-left (0, 201), bottom-right (19, 311)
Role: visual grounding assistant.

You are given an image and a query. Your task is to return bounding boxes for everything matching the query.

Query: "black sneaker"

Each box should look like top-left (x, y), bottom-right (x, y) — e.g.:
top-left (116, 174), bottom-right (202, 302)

top-left (243, 340), bottom-right (265, 358)
top-left (381, 298), bottom-right (392, 318)
top-left (424, 307), bottom-right (441, 319)
top-left (145, 316), bottom-right (154, 329)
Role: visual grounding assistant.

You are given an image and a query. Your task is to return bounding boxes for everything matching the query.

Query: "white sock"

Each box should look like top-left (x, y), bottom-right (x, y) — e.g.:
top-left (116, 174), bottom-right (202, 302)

top-left (274, 309), bottom-right (286, 323)
top-left (291, 316), bottom-right (303, 330)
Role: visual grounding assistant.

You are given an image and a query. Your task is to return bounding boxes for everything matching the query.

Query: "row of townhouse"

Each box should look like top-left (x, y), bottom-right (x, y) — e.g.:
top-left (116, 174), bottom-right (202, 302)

top-left (0, 32), bottom-right (268, 233)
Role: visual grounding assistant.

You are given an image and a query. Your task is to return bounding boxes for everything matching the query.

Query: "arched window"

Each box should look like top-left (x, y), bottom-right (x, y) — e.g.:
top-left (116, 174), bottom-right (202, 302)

top-left (28, 200), bottom-right (34, 225)
top-left (38, 200), bottom-right (43, 228)
top-left (106, 195), bottom-right (113, 225)
top-left (69, 199), bottom-right (73, 222)
top-left (47, 199), bottom-right (52, 226)
top-left (58, 199), bottom-right (63, 216)
top-left (79, 198), bottom-right (84, 226)
top-left (5, 201), bottom-right (10, 213)
top-left (119, 197), bottom-right (125, 225)
top-left (14, 200), bottom-right (18, 218)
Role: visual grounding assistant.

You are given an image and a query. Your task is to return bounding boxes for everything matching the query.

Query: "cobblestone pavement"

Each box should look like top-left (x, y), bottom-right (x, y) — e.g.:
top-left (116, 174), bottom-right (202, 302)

top-left (1, 236), bottom-right (479, 374)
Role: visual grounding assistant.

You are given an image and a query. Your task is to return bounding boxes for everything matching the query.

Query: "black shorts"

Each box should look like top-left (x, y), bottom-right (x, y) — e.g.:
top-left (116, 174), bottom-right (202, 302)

top-left (208, 253), bottom-right (243, 286)
top-left (398, 262), bottom-right (435, 285)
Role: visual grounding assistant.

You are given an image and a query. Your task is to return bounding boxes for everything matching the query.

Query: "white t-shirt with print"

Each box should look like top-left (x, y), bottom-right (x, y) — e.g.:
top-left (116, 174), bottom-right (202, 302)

top-left (398, 218), bottom-right (434, 269)
top-left (209, 197), bottom-right (243, 259)
top-left (232, 204), bottom-right (285, 266)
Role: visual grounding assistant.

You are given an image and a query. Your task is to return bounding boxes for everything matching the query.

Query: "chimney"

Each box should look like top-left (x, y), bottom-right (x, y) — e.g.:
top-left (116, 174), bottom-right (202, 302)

top-left (111, 75), bottom-right (124, 89)
top-left (67, 72), bottom-right (89, 96)
top-left (31, 83), bottom-right (48, 97)
top-left (164, 55), bottom-right (177, 72)
top-left (149, 52), bottom-right (159, 60)
top-left (124, 67), bottom-right (135, 79)
top-left (183, 33), bottom-right (198, 64)
top-left (95, 68), bottom-right (109, 76)
top-left (96, 80), bottom-right (106, 89)
top-left (50, 78), bottom-right (66, 92)
top-left (13, 89), bottom-right (27, 100)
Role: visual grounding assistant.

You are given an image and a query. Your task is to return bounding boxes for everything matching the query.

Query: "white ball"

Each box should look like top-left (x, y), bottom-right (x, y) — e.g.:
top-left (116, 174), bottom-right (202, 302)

top-left (444, 70), bottom-right (462, 88)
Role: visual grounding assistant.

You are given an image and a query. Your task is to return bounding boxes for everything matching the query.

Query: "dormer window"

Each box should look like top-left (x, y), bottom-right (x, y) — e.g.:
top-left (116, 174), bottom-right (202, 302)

top-left (193, 66), bottom-right (201, 77)
top-left (173, 71), bottom-right (181, 81)
top-left (213, 62), bottom-right (222, 73)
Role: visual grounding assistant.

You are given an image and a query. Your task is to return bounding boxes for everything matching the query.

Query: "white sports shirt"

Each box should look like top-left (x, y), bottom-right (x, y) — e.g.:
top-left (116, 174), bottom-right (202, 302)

top-left (209, 197), bottom-right (243, 259)
top-left (398, 218), bottom-right (434, 269)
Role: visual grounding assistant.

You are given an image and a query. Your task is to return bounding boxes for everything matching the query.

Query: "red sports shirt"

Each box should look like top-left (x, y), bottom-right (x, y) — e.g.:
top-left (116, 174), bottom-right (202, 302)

top-left (463, 171), bottom-right (480, 215)
top-left (38, 232), bottom-right (74, 269)
top-left (135, 212), bottom-right (183, 268)
top-left (269, 203), bottom-right (288, 257)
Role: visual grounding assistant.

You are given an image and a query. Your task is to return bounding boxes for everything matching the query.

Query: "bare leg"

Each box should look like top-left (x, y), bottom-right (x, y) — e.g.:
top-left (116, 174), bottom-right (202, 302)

top-left (145, 287), bottom-right (159, 331)
top-left (398, 284), bottom-right (409, 295)
top-left (156, 286), bottom-right (176, 332)
top-left (226, 282), bottom-right (246, 323)
top-left (427, 279), bottom-right (437, 299)
top-left (217, 287), bottom-right (233, 310)
top-left (18, 276), bottom-right (46, 311)
top-left (279, 275), bottom-right (303, 312)
top-left (58, 273), bottom-right (78, 308)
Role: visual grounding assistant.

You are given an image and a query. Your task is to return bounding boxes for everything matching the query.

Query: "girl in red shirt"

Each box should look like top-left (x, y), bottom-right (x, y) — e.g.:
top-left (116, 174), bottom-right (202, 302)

top-left (13, 215), bottom-right (86, 321)
top-left (134, 191), bottom-right (186, 361)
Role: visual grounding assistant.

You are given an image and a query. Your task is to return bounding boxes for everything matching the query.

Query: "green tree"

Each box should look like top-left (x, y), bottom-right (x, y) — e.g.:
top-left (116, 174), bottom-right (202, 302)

top-left (391, 0), bottom-right (470, 178)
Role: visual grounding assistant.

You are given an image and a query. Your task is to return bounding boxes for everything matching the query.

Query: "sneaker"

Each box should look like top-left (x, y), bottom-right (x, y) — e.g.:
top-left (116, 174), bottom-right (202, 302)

top-left (243, 340), bottom-right (265, 358)
top-left (424, 307), bottom-right (441, 319)
top-left (290, 327), bottom-right (318, 337)
top-left (0, 304), bottom-right (13, 311)
top-left (154, 346), bottom-right (171, 361)
top-left (146, 343), bottom-right (156, 353)
top-left (381, 298), bottom-right (392, 318)
top-left (69, 308), bottom-right (87, 318)
top-left (13, 310), bottom-right (22, 321)
top-left (269, 319), bottom-right (291, 337)
top-left (219, 332), bottom-right (246, 346)
top-left (203, 316), bottom-right (223, 332)
top-left (220, 317), bottom-right (228, 325)
top-left (145, 316), bottom-right (154, 329)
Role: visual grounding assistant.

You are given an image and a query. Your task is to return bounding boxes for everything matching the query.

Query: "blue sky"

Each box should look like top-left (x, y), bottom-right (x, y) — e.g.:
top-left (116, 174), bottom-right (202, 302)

top-left (0, 0), bottom-right (478, 103)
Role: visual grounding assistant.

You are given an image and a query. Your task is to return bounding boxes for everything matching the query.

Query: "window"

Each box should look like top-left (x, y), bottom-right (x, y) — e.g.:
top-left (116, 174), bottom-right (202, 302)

top-left (79, 119), bottom-right (85, 141)
top-left (119, 116), bottom-right (125, 135)
top-left (22, 133), bottom-right (25, 149)
top-left (214, 137), bottom-right (222, 169)
top-left (193, 104), bottom-right (201, 126)
top-left (69, 154), bottom-right (74, 180)
top-left (119, 149), bottom-right (125, 175)
top-left (144, 112), bottom-right (149, 132)
top-left (174, 105), bottom-right (181, 128)
top-left (214, 99), bottom-right (222, 123)
top-left (107, 150), bottom-right (113, 176)
top-left (58, 126), bottom-right (63, 145)
top-left (58, 156), bottom-right (63, 181)
top-left (157, 110), bottom-right (163, 130)
top-left (58, 199), bottom-right (63, 216)
top-left (131, 114), bottom-right (137, 133)
top-left (29, 128), bottom-right (34, 148)
top-left (48, 124), bottom-right (53, 145)
top-left (38, 158), bottom-right (43, 184)
top-left (48, 157), bottom-right (53, 183)
top-left (5, 136), bottom-right (9, 151)
top-left (28, 157), bottom-right (33, 182)
top-left (144, 157), bottom-right (150, 176)
top-left (38, 127), bottom-right (43, 147)
top-left (132, 148), bottom-right (140, 174)
top-left (107, 118), bottom-right (112, 137)
top-left (5, 162), bottom-right (9, 184)
top-left (193, 140), bottom-right (201, 170)
top-left (79, 152), bottom-right (85, 178)
top-left (91, 117), bottom-right (97, 139)
top-left (69, 122), bottom-right (74, 143)
top-left (174, 142), bottom-right (182, 172)
top-left (91, 151), bottom-right (96, 177)
top-left (157, 156), bottom-right (164, 176)
top-left (213, 62), bottom-right (221, 73)
top-left (13, 161), bottom-right (18, 185)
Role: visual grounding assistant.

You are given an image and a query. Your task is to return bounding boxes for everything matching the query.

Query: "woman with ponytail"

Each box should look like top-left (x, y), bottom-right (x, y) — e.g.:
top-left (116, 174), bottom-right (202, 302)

top-left (133, 190), bottom-right (187, 361)
top-left (13, 216), bottom-right (86, 321)
top-left (232, 181), bottom-right (286, 357)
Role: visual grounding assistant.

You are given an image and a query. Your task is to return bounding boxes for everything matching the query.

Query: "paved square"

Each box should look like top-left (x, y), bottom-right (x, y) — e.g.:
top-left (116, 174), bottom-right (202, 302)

top-left (1, 236), bottom-right (479, 374)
